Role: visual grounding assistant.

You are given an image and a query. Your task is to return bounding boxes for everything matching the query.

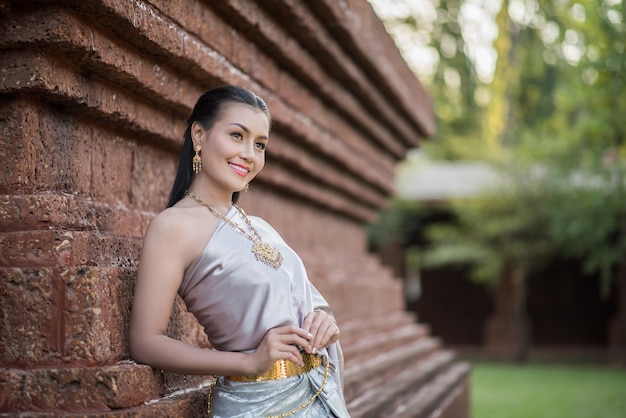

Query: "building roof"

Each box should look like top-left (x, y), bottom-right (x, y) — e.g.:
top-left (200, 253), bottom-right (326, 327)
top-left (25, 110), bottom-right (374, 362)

top-left (395, 155), bottom-right (500, 201)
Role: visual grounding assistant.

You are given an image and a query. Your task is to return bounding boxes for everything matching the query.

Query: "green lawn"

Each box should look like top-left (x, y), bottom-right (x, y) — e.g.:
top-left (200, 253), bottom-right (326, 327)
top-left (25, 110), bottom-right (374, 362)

top-left (471, 362), bottom-right (626, 418)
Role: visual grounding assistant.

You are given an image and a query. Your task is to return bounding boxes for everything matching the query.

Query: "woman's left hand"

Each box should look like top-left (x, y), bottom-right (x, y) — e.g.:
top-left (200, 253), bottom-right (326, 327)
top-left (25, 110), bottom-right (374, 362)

top-left (302, 310), bottom-right (340, 354)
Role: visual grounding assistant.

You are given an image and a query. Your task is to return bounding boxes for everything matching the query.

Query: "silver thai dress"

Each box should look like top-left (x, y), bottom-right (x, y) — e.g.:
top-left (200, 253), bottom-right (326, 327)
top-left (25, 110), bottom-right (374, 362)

top-left (178, 207), bottom-right (350, 417)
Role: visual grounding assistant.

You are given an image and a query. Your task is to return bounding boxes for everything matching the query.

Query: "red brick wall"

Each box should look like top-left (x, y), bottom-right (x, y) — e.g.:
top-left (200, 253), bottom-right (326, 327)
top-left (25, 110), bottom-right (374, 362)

top-left (0, 0), bottom-right (434, 415)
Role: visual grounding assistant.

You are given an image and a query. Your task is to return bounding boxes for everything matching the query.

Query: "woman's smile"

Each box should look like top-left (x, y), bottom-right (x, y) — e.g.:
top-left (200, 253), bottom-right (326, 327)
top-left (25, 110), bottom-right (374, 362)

top-left (229, 162), bottom-right (250, 177)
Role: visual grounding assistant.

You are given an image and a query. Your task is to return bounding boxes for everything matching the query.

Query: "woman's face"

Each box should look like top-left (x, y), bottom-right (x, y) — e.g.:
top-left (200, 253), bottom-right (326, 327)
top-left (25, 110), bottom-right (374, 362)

top-left (192, 103), bottom-right (270, 195)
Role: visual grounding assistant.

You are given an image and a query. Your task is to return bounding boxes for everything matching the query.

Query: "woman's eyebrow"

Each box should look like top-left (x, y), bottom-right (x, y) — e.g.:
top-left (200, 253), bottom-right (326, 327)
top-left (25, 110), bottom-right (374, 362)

top-left (229, 122), bottom-right (249, 132)
top-left (230, 123), bottom-right (268, 140)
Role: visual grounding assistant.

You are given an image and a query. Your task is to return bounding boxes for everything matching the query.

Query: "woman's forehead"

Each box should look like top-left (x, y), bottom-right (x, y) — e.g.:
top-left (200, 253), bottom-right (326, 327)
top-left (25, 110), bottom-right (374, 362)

top-left (219, 103), bottom-right (270, 132)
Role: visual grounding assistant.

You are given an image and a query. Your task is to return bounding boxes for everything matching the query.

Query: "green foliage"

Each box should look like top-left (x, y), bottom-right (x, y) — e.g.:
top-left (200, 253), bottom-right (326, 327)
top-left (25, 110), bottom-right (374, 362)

top-left (371, 0), bottom-right (488, 161)
top-left (367, 199), bottom-right (424, 249)
top-left (421, 170), bottom-right (555, 285)
top-left (370, 0), bottom-right (626, 292)
top-left (539, 165), bottom-right (626, 294)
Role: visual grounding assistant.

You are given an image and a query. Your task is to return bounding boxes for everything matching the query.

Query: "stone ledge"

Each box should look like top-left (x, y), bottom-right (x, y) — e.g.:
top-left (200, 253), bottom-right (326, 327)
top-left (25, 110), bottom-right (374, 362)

top-left (344, 338), bottom-right (442, 400)
top-left (390, 361), bottom-right (471, 418)
top-left (308, 0), bottom-right (435, 139)
top-left (0, 195), bottom-right (153, 237)
top-left (258, 163), bottom-right (379, 222)
top-left (340, 312), bottom-right (420, 345)
top-left (1, 383), bottom-right (211, 417)
top-left (347, 351), bottom-right (460, 417)
top-left (267, 133), bottom-right (389, 211)
top-left (0, 50), bottom-right (185, 151)
top-left (0, 266), bottom-right (135, 367)
top-left (313, 278), bottom-right (405, 321)
top-left (0, 231), bottom-right (140, 268)
top-left (1, 1), bottom-right (401, 183)
top-left (0, 97), bottom-right (175, 209)
top-left (0, 363), bottom-right (161, 413)
top-left (0, 49), bottom-right (394, 218)
top-left (149, 0), bottom-right (405, 169)
top-left (344, 323), bottom-right (430, 365)
top-left (0, 7), bottom-right (200, 117)
top-left (212, 0), bottom-right (415, 158)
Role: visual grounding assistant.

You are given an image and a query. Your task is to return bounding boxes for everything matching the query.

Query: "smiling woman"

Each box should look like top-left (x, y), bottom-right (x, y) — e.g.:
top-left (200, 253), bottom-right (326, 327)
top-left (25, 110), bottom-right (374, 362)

top-left (129, 85), bottom-right (350, 417)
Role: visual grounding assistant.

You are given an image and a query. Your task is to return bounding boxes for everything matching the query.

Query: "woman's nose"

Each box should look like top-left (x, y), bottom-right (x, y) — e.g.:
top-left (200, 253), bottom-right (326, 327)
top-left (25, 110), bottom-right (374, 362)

top-left (239, 141), bottom-right (254, 160)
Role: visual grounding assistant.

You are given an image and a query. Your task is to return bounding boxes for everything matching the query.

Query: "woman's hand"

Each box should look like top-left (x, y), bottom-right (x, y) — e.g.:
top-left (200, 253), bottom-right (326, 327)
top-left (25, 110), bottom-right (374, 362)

top-left (302, 310), bottom-right (340, 354)
top-left (249, 326), bottom-right (313, 375)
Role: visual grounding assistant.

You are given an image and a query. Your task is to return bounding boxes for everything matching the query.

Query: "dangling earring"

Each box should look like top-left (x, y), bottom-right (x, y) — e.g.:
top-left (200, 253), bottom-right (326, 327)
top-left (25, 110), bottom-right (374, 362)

top-left (192, 144), bottom-right (202, 173)
top-left (242, 183), bottom-right (249, 192)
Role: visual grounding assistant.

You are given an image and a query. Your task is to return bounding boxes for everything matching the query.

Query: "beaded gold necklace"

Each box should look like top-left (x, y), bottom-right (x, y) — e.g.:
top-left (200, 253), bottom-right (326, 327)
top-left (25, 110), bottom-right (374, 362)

top-left (185, 191), bottom-right (283, 269)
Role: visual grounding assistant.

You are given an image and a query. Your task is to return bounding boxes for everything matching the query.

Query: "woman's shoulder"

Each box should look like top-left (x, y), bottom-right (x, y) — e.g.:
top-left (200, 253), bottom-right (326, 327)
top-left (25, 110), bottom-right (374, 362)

top-left (148, 206), bottom-right (190, 235)
top-left (145, 205), bottom-right (221, 265)
top-left (144, 206), bottom-right (204, 248)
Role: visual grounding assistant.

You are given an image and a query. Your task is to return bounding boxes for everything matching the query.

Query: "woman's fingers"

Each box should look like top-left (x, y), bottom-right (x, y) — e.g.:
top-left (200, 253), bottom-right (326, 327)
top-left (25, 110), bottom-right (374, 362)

top-left (260, 326), bottom-right (312, 366)
top-left (256, 320), bottom-right (339, 374)
top-left (273, 325), bottom-right (313, 349)
top-left (303, 310), bottom-right (339, 353)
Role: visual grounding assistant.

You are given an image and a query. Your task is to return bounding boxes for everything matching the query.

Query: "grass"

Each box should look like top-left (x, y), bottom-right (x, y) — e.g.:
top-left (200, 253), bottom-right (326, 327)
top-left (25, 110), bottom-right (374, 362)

top-left (470, 362), bottom-right (626, 418)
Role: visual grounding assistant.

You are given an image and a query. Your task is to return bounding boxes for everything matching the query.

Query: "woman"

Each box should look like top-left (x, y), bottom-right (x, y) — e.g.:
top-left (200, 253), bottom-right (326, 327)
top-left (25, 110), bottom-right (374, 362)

top-left (129, 85), bottom-right (350, 417)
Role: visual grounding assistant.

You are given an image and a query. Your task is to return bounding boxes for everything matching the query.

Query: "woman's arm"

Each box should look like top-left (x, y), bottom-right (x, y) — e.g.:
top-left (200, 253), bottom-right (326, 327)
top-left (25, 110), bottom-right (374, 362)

top-left (129, 211), bottom-right (250, 375)
top-left (129, 211), bottom-right (311, 375)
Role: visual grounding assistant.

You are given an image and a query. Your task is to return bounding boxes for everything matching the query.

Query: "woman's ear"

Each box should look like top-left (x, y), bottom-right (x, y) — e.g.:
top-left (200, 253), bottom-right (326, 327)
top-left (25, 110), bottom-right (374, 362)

top-left (191, 121), bottom-right (205, 147)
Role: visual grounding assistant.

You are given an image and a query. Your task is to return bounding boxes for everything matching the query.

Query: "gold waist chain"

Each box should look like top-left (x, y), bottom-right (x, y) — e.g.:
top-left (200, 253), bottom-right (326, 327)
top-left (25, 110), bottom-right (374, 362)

top-left (207, 354), bottom-right (330, 417)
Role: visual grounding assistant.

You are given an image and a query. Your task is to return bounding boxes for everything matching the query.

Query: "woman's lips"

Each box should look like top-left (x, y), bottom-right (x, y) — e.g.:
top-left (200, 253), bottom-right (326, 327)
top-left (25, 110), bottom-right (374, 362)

top-left (229, 163), bottom-right (250, 177)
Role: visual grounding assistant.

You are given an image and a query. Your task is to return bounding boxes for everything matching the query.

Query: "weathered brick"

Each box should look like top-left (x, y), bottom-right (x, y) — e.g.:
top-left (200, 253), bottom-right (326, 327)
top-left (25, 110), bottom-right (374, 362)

top-left (0, 230), bottom-right (88, 268)
top-left (0, 195), bottom-right (97, 232)
top-left (130, 143), bottom-right (176, 212)
top-left (0, 98), bottom-right (96, 196)
top-left (0, 364), bottom-right (161, 413)
top-left (91, 131), bottom-right (134, 206)
top-left (0, 49), bottom-right (185, 150)
top-left (167, 297), bottom-right (211, 350)
top-left (0, 264), bottom-right (137, 367)
top-left (0, 98), bottom-right (39, 194)
top-left (0, 0), bottom-right (453, 415)
top-left (63, 266), bottom-right (137, 365)
top-left (149, 0), bottom-right (234, 59)
top-left (34, 109), bottom-right (93, 196)
top-left (0, 267), bottom-right (62, 367)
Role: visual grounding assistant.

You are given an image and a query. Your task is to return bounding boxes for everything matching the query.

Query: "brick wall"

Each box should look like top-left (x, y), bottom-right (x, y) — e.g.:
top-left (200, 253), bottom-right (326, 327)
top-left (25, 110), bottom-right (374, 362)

top-left (0, 1), bottom-right (469, 416)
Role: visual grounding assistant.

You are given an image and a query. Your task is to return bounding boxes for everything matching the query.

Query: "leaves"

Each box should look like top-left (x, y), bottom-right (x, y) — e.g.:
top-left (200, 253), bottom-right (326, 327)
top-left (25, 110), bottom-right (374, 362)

top-left (369, 0), bottom-right (626, 292)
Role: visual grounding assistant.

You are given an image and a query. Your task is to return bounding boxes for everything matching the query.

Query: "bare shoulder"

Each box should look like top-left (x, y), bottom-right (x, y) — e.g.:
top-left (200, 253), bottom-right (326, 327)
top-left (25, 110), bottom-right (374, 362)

top-left (144, 207), bottom-right (190, 245)
top-left (142, 205), bottom-right (220, 269)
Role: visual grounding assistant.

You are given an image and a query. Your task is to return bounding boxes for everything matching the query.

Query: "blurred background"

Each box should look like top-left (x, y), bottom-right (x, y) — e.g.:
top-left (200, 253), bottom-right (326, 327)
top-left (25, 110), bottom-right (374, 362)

top-left (367, 0), bottom-right (626, 416)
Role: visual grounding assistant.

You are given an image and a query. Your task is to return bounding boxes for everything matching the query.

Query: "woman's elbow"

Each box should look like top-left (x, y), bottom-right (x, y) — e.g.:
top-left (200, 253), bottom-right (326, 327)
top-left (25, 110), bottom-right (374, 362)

top-left (128, 329), bottom-right (152, 365)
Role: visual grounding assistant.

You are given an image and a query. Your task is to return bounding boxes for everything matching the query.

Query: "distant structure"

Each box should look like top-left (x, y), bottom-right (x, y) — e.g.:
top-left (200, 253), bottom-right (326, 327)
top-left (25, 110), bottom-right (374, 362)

top-left (390, 157), bottom-right (620, 364)
top-left (396, 154), bottom-right (500, 202)
top-left (1, 1), bottom-right (469, 416)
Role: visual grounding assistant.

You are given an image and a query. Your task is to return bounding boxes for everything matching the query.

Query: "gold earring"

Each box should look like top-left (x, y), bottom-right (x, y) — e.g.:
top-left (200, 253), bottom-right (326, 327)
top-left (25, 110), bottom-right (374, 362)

top-left (192, 144), bottom-right (202, 173)
top-left (243, 183), bottom-right (249, 192)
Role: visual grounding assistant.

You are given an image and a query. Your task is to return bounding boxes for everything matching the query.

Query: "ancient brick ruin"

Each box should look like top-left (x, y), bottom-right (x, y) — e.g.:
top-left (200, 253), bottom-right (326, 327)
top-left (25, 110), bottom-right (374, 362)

top-left (0, 0), bottom-right (470, 416)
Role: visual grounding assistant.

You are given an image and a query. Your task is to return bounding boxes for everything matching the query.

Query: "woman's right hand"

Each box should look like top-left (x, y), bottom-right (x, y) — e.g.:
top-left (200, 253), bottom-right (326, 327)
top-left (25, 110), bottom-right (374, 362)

top-left (249, 326), bottom-right (313, 375)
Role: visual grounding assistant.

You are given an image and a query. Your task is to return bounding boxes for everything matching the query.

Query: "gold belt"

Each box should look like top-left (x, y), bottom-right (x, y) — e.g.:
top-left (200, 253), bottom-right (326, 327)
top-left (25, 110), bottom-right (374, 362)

top-left (227, 353), bottom-right (323, 382)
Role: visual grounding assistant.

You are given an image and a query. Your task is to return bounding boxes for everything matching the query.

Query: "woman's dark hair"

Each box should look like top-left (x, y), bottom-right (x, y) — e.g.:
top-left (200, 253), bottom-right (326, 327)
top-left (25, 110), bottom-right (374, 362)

top-left (167, 85), bottom-right (271, 208)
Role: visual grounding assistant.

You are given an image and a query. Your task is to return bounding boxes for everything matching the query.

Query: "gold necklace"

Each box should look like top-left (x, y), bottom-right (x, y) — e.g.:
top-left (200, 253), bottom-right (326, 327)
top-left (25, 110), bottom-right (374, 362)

top-left (185, 191), bottom-right (284, 269)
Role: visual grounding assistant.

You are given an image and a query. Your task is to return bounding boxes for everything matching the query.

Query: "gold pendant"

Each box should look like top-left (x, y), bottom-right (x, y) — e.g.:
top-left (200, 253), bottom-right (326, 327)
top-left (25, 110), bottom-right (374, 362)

top-left (252, 241), bottom-right (283, 269)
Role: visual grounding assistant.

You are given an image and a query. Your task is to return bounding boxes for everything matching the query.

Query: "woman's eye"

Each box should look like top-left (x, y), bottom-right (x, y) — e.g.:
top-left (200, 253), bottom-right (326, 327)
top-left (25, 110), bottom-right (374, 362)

top-left (231, 132), bottom-right (243, 140)
top-left (255, 142), bottom-right (267, 150)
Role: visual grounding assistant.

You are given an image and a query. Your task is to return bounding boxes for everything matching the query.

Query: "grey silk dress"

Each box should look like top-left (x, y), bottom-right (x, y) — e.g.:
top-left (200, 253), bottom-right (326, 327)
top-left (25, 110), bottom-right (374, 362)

top-left (178, 207), bottom-right (350, 418)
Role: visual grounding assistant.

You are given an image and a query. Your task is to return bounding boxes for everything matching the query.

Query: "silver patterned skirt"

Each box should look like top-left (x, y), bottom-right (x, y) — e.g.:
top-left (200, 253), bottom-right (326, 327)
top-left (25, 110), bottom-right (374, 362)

top-left (210, 362), bottom-right (350, 418)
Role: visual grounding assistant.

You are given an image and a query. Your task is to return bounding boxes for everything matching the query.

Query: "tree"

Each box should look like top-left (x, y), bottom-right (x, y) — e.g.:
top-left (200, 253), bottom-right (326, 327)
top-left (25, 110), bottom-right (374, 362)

top-left (370, 0), bottom-right (626, 360)
top-left (369, 0), bottom-right (491, 160)
top-left (421, 167), bottom-right (555, 361)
